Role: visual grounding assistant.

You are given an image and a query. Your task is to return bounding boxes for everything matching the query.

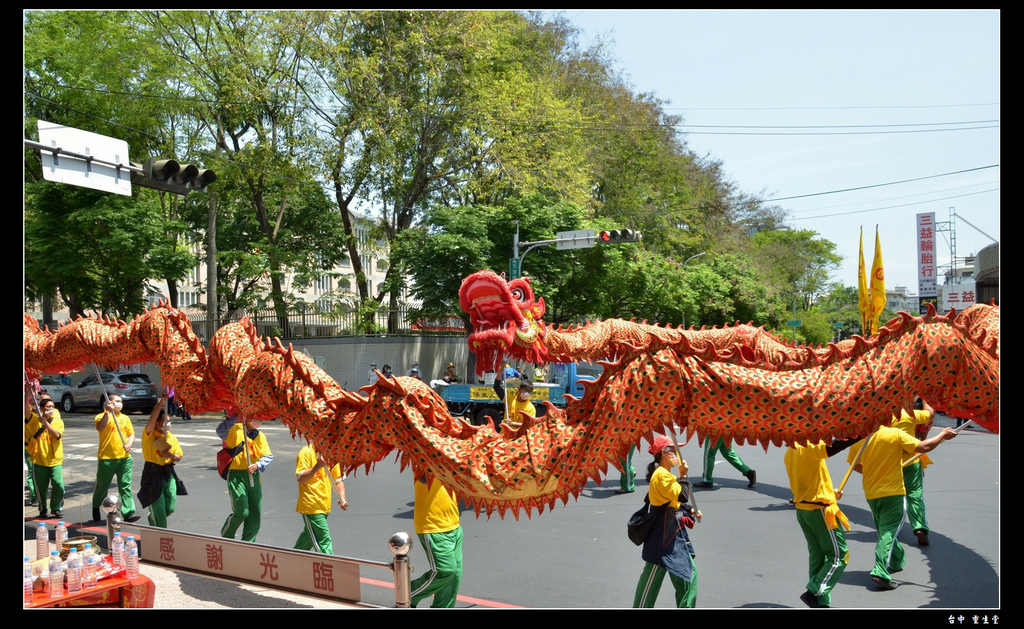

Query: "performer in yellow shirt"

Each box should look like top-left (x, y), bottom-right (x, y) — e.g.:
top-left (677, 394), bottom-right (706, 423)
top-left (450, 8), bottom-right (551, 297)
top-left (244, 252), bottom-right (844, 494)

top-left (25, 390), bottom-right (65, 519)
top-left (218, 414), bottom-right (274, 542)
top-left (785, 437), bottom-right (856, 608)
top-left (294, 442), bottom-right (348, 554)
top-left (139, 394), bottom-right (187, 528)
top-left (410, 475), bottom-right (463, 608)
top-left (492, 376), bottom-right (536, 434)
top-left (93, 395), bottom-right (139, 523)
top-left (848, 421), bottom-right (956, 590)
top-left (633, 435), bottom-right (701, 608)
top-left (891, 397), bottom-right (935, 545)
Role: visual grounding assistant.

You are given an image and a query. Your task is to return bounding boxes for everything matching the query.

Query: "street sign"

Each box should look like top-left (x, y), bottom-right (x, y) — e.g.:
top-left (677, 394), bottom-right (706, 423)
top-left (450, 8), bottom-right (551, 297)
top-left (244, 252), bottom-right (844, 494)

top-left (36, 120), bottom-right (133, 196)
top-left (787, 320), bottom-right (802, 327)
top-left (555, 229), bottom-right (595, 250)
top-left (509, 258), bottom-right (521, 279)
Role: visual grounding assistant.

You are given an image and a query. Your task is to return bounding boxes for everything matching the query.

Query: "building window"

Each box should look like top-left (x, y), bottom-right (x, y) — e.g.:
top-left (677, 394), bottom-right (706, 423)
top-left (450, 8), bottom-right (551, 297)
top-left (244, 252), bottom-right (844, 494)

top-left (314, 274), bottom-right (332, 295)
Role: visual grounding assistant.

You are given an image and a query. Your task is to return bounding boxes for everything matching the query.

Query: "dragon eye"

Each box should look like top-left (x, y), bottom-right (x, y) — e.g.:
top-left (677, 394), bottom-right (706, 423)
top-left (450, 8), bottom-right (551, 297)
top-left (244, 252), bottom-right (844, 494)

top-left (511, 288), bottom-right (525, 302)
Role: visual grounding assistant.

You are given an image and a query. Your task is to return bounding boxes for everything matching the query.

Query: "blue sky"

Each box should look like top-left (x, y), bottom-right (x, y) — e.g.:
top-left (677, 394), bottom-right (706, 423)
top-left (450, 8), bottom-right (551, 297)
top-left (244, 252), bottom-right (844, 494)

top-left (558, 9), bottom-right (1000, 294)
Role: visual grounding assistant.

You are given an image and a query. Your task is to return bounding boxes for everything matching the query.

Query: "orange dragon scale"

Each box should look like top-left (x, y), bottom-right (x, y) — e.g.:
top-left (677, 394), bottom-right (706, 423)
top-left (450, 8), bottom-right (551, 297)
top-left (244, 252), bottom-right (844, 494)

top-left (24, 269), bottom-right (998, 519)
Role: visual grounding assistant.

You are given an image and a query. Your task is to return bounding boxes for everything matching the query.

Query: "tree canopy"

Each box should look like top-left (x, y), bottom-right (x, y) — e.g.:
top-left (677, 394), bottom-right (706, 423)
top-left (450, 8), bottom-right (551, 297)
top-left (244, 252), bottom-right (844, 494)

top-left (24, 10), bottom-right (848, 336)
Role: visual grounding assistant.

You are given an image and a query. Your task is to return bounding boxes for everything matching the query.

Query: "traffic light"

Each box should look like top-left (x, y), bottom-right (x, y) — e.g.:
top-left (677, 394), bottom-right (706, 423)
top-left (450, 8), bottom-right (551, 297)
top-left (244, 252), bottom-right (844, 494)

top-left (131, 157), bottom-right (216, 195)
top-left (597, 228), bottom-right (642, 244)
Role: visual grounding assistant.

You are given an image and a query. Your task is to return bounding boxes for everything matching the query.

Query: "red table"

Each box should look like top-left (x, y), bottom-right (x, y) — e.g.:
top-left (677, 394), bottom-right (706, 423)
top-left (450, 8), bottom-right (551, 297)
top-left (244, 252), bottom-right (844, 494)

top-left (25, 557), bottom-right (155, 608)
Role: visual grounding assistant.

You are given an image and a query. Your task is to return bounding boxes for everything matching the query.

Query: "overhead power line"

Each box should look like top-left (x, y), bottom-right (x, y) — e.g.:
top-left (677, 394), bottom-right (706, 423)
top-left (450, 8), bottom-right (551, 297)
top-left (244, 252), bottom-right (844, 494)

top-left (762, 165), bottom-right (999, 202)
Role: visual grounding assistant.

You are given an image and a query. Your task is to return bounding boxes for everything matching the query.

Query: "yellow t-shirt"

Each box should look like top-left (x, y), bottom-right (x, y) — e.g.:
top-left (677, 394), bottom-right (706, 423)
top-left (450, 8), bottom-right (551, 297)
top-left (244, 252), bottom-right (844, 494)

top-left (26, 414), bottom-right (64, 467)
top-left (786, 442), bottom-right (849, 530)
top-left (648, 465), bottom-right (682, 509)
top-left (891, 409), bottom-right (934, 467)
top-left (847, 426), bottom-right (919, 500)
top-left (26, 408), bottom-right (62, 456)
top-left (785, 442), bottom-right (837, 509)
top-left (142, 429), bottom-right (183, 465)
top-left (224, 423), bottom-right (272, 471)
top-left (413, 478), bottom-right (460, 534)
top-left (94, 412), bottom-right (134, 459)
top-left (295, 444), bottom-right (342, 515)
top-left (504, 395), bottom-right (536, 432)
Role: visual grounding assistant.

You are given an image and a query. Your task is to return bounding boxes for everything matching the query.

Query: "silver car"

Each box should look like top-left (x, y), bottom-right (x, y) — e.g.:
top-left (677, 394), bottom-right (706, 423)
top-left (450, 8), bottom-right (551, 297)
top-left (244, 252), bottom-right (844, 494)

top-left (37, 376), bottom-right (71, 403)
top-left (60, 372), bottom-right (159, 414)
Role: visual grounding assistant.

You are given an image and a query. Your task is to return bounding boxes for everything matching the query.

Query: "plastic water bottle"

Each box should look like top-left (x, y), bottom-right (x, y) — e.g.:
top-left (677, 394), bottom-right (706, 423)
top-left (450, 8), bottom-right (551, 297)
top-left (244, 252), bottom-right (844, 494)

top-left (125, 536), bottom-right (139, 579)
top-left (66, 548), bottom-right (82, 594)
top-left (55, 521), bottom-right (68, 550)
top-left (82, 544), bottom-right (97, 588)
top-left (24, 557), bottom-right (34, 606)
top-left (48, 551), bottom-right (63, 599)
top-left (35, 522), bottom-right (49, 561)
top-left (111, 531), bottom-right (125, 568)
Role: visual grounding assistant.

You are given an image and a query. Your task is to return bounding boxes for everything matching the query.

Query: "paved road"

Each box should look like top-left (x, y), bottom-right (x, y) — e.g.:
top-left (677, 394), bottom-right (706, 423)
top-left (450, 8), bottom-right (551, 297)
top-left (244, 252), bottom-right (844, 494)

top-left (27, 410), bottom-right (1000, 610)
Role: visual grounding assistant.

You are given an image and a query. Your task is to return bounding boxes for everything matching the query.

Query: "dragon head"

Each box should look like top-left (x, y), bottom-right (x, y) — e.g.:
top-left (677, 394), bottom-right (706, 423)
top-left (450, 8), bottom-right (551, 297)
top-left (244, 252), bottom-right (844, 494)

top-left (459, 270), bottom-right (548, 375)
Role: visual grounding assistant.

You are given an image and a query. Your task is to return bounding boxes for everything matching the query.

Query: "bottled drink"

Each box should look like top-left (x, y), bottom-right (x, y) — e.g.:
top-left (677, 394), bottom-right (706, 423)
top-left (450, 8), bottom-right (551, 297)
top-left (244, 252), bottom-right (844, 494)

top-left (111, 531), bottom-right (125, 567)
top-left (55, 521), bottom-right (68, 550)
top-left (82, 544), bottom-right (97, 588)
top-left (35, 522), bottom-right (49, 561)
top-left (24, 557), bottom-right (33, 606)
top-left (125, 536), bottom-right (139, 579)
top-left (66, 548), bottom-right (82, 594)
top-left (48, 551), bottom-right (63, 599)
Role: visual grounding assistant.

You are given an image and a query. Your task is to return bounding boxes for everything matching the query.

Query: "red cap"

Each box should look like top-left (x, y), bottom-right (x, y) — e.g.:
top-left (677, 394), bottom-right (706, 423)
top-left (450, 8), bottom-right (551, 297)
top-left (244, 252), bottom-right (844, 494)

top-left (648, 435), bottom-right (674, 455)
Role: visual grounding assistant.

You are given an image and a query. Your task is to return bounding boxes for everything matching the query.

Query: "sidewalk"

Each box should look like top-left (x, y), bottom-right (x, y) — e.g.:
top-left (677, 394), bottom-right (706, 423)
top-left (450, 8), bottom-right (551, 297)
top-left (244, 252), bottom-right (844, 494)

top-left (22, 531), bottom-right (365, 609)
top-left (24, 412), bottom-right (371, 608)
top-left (22, 512), bottom-right (368, 610)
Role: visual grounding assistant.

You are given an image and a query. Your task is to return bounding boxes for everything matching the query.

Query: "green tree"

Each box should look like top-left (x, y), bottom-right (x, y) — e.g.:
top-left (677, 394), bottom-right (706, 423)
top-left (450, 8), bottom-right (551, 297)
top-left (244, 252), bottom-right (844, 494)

top-left (24, 10), bottom-right (206, 314)
top-left (25, 183), bottom-right (191, 319)
top-left (135, 10), bottom-right (347, 332)
top-left (747, 228), bottom-right (842, 313)
top-left (298, 11), bottom-right (595, 329)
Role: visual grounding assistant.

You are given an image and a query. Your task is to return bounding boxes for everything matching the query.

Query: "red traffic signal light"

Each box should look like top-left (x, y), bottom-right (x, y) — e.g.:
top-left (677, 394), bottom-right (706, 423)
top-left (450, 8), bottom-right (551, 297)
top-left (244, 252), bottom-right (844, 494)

top-left (598, 229), bottom-right (642, 244)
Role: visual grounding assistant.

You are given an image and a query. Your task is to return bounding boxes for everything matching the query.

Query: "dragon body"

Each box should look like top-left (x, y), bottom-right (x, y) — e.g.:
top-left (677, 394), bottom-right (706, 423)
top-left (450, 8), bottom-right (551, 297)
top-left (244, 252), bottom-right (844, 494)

top-left (24, 269), bottom-right (998, 518)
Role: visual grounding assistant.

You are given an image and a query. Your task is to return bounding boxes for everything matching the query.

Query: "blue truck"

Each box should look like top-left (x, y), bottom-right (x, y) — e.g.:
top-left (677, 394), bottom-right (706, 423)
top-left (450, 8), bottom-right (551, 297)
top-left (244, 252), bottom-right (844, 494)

top-left (435, 361), bottom-right (603, 427)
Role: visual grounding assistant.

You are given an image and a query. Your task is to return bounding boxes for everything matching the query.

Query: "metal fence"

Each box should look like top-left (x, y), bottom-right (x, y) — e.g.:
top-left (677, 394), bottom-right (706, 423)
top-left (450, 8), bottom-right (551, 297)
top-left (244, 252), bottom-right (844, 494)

top-left (185, 306), bottom-right (467, 343)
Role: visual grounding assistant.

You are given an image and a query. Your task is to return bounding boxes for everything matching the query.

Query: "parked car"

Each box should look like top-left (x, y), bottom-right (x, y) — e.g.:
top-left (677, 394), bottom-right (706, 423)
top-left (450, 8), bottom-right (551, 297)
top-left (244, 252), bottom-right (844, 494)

top-left (37, 376), bottom-right (71, 404)
top-left (60, 372), bottom-right (159, 414)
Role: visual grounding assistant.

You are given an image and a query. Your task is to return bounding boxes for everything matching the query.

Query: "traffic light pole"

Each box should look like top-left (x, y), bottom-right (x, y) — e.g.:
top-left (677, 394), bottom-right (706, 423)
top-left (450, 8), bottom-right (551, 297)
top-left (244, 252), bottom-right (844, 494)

top-left (511, 223), bottom-right (638, 279)
top-left (25, 138), bottom-right (143, 177)
top-left (511, 222), bottom-right (589, 279)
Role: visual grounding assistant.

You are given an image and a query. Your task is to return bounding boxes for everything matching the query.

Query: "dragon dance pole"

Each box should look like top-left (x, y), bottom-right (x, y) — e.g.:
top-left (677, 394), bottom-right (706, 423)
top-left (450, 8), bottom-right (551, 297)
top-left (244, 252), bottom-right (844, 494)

top-left (92, 362), bottom-right (129, 453)
top-left (902, 420), bottom-right (973, 467)
top-left (836, 432), bottom-right (874, 495)
top-left (241, 417), bottom-right (255, 488)
top-left (24, 371), bottom-right (45, 419)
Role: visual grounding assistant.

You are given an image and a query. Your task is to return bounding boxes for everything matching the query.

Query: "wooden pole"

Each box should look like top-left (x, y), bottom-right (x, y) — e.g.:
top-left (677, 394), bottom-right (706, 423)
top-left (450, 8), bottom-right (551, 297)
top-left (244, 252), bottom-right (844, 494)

top-left (669, 428), bottom-right (699, 519)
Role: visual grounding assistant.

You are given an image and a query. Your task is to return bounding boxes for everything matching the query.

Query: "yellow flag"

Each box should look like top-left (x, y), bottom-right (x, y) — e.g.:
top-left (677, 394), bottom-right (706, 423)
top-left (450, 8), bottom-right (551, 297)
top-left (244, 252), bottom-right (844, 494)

top-left (857, 228), bottom-right (870, 334)
top-left (868, 226), bottom-right (886, 334)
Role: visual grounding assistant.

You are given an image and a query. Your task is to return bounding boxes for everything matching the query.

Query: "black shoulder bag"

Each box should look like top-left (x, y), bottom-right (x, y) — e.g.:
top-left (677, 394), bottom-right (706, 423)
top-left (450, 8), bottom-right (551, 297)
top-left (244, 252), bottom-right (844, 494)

top-left (627, 494), bottom-right (665, 546)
